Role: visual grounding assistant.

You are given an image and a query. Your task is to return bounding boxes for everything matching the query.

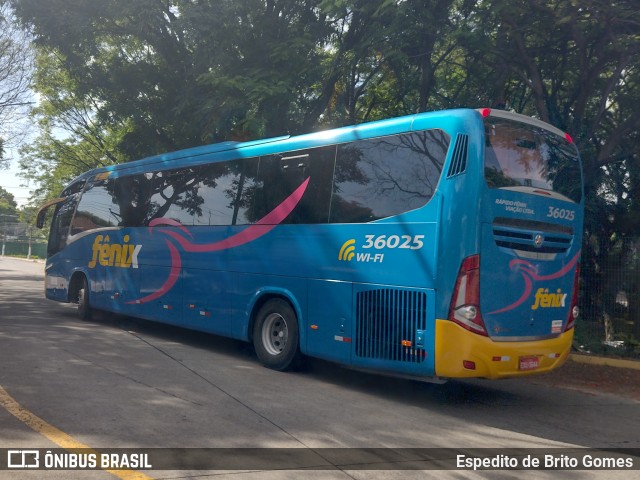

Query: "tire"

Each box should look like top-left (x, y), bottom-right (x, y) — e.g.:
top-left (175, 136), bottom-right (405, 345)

top-left (77, 276), bottom-right (92, 321)
top-left (253, 298), bottom-right (301, 371)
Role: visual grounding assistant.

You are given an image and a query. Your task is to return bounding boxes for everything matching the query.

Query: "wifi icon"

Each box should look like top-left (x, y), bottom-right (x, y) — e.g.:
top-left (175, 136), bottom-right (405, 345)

top-left (339, 239), bottom-right (356, 261)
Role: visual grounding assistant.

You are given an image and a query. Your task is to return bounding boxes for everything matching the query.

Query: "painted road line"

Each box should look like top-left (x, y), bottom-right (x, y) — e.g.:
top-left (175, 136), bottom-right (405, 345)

top-left (0, 385), bottom-right (153, 480)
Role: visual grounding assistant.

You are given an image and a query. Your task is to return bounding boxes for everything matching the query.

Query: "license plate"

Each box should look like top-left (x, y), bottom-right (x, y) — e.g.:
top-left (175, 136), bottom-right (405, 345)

top-left (519, 356), bottom-right (539, 371)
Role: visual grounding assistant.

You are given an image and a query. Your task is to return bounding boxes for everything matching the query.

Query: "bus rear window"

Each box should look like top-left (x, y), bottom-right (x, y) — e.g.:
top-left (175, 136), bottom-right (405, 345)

top-left (484, 117), bottom-right (582, 203)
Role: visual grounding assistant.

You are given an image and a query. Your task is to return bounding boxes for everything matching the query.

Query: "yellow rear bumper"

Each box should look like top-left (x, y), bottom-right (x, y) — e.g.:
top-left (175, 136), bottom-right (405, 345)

top-left (434, 319), bottom-right (573, 379)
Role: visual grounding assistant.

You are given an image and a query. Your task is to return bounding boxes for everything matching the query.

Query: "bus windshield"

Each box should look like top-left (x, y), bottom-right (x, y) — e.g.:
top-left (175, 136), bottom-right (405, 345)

top-left (483, 117), bottom-right (581, 203)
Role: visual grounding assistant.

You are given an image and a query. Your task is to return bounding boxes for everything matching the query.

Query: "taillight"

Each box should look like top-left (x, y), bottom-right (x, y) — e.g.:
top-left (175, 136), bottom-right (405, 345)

top-left (449, 255), bottom-right (488, 336)
top-left (565, 263), bottom-right (580, 331)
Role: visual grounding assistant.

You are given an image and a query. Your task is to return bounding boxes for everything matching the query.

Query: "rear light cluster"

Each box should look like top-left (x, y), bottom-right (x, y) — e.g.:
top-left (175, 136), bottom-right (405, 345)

top-left (449, 255), bottom-right (488, 336)
top-left (565, 263), bottom-right (580, 331)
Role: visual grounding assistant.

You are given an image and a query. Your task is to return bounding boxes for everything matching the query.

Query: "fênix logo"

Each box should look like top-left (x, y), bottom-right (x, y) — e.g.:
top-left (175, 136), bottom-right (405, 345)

top-left (88, 234), bottom-right (142, 269)
top-left (531, 288), bottom-right (567, 310)
top-left (338, 239), bottom-right (356, 261)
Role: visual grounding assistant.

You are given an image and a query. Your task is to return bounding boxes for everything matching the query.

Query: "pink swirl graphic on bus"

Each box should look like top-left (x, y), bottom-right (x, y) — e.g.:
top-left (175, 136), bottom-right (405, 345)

top-left (126, 177), bottom-right (310, 304)
top-left (153, 178), bottom-right (309, 252)
top-left (127, 240), bottom-right (181, 304)
top-left (148, 218), bottom-right (192, 237)
top-left (488, 251), bottom-right (580, 315)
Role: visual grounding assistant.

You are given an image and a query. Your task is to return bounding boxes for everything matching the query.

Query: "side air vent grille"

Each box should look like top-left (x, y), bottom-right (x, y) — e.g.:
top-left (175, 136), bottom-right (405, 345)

top-left (355, 289), bottom-right (427, 363)
top-left (447, 134), bottom-right (469, 177)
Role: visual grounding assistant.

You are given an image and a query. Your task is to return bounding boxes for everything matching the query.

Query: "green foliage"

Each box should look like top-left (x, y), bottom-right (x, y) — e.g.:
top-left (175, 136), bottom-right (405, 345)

top-left (0, 186), bottom-right (18, 217)
top-left (7, 1), bottom-right (636, 186)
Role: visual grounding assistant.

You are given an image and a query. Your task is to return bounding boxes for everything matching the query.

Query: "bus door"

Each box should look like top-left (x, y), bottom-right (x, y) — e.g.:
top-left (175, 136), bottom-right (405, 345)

top-left (89, 229), bottom-right (143, 312)
top-left (42, 195), bottom-right (79, 302)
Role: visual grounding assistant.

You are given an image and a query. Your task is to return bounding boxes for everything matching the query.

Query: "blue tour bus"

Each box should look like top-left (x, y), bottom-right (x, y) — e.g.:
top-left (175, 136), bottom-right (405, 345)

top-left (37, 108), bottom-right (583, 380)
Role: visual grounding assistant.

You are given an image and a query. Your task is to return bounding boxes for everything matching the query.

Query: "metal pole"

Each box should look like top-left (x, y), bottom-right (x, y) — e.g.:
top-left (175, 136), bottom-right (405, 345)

top-left (27, 225), bottom-right (32, 259)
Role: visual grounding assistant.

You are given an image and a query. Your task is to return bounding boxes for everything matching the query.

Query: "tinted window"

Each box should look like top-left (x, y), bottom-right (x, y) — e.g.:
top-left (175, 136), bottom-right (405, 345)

top-left (145, 158), bottom-right (259, 226)
top-left (330, 130), bottom-right (449, 223)
top-left (484, 117), bottom-right (582, 203)
top-left (226, 158), bottom-right (260, 225)
top-left (115, 175), bottom-right (153, 227)
top-left (71, 178), bottom-right (120, 234)
top-left (68, 129), bottom-right (450, 232)
top-left (252, 146), bottom-right (336, 224)
top-left (147, 165), bottom-right (225, 226)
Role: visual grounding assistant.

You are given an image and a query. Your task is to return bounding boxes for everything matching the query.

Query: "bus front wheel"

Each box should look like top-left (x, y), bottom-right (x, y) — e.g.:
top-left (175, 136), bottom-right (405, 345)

top-left (253, 298), bottom-right (300, 371)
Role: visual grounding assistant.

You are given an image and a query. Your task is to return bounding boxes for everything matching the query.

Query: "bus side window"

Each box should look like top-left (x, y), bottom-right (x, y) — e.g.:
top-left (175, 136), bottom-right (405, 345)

top-left (71, 179), bottom-right (120, 233)
top-left (330, 129), bottom-right (449, 223)
top-left (144, 159), bottom-right (260, 227)
top-left (253, 146), bottom-right (336, 224)
top-left (227, 158), bottom-right (259, 225)
top-left (115, 175), bottom-right (153, 227)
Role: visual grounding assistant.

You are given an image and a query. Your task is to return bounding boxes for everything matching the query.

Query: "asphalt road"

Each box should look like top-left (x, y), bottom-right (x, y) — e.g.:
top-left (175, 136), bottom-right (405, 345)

top-left (0, 256), bottom-right (638, 480)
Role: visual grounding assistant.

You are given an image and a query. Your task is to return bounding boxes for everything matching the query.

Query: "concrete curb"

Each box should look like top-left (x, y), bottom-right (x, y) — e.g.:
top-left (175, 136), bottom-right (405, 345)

top-left (0, 256), bottom-right (45, 264)
top-left (570, 353), bottom-right (640, 371)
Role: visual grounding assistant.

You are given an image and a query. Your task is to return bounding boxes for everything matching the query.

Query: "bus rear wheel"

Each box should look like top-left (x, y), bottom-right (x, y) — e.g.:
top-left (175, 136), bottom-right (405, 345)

top-left (77, 276), bottom-right (92, 321)
top-left (253, 298), bottom-right (300, 371)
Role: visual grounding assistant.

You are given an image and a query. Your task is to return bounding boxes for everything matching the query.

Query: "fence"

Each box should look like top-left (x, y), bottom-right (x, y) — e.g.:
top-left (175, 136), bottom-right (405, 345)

top-left (577, 263), bottom-right (640, 359)
top-left (0, 222), bottom-right (48, 259)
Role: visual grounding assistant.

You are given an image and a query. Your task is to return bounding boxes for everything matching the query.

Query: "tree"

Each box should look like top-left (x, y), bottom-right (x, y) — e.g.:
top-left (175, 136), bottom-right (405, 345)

top-left (0, 185), bottom-right (18, 217)
top-left (0, 3), bottom-right (33, 168)
top-left (17, 48), bottom-right (129, 200)
top-left (465, 0), bottom-right (639, 185)
top-left (300, 0), bottom-right (462, 127)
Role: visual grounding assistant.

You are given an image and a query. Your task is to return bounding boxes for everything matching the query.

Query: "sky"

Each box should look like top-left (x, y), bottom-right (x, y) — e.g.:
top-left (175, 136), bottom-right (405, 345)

top-left (1, 152), bottom-right (34, 208)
